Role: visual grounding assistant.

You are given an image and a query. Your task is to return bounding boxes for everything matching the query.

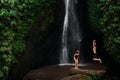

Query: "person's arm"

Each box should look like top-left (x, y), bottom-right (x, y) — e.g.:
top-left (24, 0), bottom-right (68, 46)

top-left (78, 54), bottom-right (80, 58)
top-left (73, 54), bottom-right (76, 60)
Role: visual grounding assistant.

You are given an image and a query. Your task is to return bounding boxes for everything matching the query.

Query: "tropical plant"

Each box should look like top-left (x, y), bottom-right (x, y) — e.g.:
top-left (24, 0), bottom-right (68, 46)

top-left (0, 0), bottom-right (55, 79)
top-left (88, 0), bottom-right (120, 62)
top-left (97, 0), bottom-right (120, 62)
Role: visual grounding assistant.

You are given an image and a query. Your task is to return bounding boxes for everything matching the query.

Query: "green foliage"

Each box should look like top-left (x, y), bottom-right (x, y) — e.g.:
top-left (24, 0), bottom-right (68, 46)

top-left (98, 0), bottom-right (120, 62)
top-left (68, 71), bottom-right (79, 76)
top-left (69, 71), bottom-right (103, 80)
top-left (74, 72), bottom-right (102, 80)
top-left (87, 0), bottom-right (100, 30)
top-left (0, 0), bottom-right (55, 79)
top-left (86, 72), bottom-right (102, 80)
top-left (75, 75), bottom-right (92, 80)
top-left (0, 0), bottom-right (34, 79)
top-left (88, 0), bottom-right (120, 62)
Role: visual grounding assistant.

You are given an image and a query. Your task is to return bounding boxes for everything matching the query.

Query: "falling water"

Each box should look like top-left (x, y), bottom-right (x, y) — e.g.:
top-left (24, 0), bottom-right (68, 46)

top-left (60, 0), bottom-right (82, 64)
top-left (60, 0), bottom-right (69, 64)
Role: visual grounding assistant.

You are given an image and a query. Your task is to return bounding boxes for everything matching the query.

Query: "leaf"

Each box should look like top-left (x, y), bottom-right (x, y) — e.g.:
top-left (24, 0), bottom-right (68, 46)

top-left (0, 0), bottom-right (5, 3)
top-left (0, 71), bottom-right (4, 78)
top-left (113, 17), bottom-right (119, 22)
top-left (8, 0), bottom-right (19, 7)
top-left (0, 9), bottom-right (8, 16)
top-left (2, 42), bottom-right (9, 46)
top-left (2, 54), bottom-right (7, 59)
top-left (11, 21), bottom-right (17, 26)
top-left (3, 66), bottom-right (9, 72)
top-left (17, 5), bottom-right (24, 10)
top-left (0, 22), bottom-right (4, 27)
top-left (0, 47), bottom-right (8, 52)
top-left (111, 24), bottom-right (117, 27)
top-left (9, 10), bottom-right (17, 16)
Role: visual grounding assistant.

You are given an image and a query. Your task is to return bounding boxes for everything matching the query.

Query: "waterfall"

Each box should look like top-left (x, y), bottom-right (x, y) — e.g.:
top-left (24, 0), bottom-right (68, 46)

top-left (60, 0), bottom-right (82, 64)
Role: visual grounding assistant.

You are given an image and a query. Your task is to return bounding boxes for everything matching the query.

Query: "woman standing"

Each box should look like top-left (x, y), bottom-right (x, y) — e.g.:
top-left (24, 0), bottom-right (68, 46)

top-left (92, 40), bottom-right (102, 63)
top-left (74, 50), bottom-right (80, 69)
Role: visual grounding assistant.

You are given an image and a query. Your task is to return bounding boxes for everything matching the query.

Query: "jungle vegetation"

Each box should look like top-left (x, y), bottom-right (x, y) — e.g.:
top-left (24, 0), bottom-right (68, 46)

top-left (0, 0), bottom-right (120, 79)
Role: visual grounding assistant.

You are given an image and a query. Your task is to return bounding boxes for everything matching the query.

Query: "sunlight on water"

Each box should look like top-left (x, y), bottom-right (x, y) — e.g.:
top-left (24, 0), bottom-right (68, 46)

top-left (58, 63), bottom-right (86, 66)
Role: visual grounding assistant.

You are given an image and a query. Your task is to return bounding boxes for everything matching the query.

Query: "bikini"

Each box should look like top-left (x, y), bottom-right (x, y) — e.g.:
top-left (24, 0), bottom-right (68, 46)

top-left (75, 55), bottom-right (79, 59)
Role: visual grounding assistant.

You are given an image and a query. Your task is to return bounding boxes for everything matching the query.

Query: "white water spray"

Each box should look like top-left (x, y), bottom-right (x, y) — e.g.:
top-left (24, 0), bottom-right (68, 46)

top-left (60, 0), bottom-right (82, 64)
top-left (60, 0), bottom-right (69, 64)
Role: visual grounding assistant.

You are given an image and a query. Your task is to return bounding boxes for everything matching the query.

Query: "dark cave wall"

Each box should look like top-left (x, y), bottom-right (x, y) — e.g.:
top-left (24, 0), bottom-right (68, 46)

top-left (9, 0), bottom-right (65, 80)
top-left (9, 0), bottom-right (103, 80)
top-left (76, 0), bottom-right (88, 35)
top-left (76, 0), bottom-right (106, 63)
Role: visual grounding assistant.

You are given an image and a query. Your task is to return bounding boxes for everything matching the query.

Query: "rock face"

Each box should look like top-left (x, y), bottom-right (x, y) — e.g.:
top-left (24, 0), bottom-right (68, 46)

top-left (9, 0), bottom-right (90, 80)
top-left (9, 0), bottom-right (65, 80)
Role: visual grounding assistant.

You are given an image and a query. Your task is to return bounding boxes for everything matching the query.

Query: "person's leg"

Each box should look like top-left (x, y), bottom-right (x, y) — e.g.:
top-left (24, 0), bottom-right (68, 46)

top-left (99, 58), bottom-right (102, 63)
top-left (75, 60), bottom-right (79, 69)
top-left (75, 60), bottom-right (77, 69)
top-left (93, 58), bottom-right (102, 63)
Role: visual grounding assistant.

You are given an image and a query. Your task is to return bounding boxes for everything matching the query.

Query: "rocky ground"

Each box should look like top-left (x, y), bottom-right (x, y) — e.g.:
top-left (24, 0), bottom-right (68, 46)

top-left (23, 63), bottom-right (106, 80)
